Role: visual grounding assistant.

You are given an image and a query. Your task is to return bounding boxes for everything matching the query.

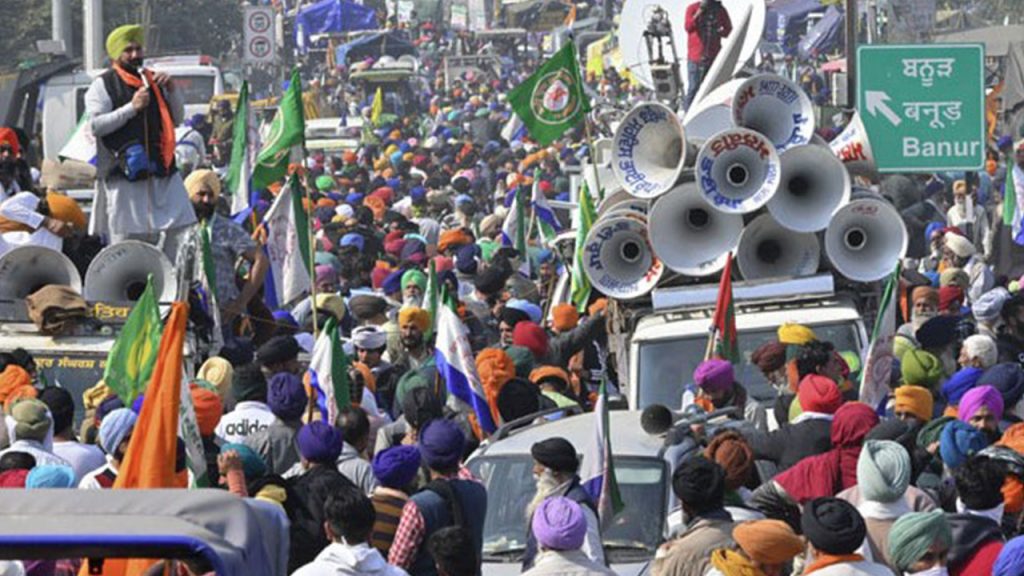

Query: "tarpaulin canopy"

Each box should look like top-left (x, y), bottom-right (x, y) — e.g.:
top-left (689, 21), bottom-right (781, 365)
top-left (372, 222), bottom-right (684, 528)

top-left (295, 0), bottom-right (379, 53)
top-left (799, 5), bottom-right (842, 58)
top-left (764, 0), bottom-right (826, 45)
top-left (334, 31), bottom-right (417, 64)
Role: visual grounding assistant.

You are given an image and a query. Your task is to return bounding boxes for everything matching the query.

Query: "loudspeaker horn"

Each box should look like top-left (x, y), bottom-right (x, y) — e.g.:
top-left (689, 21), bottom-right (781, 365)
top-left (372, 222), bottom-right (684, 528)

top-left (829, 112), bottom-right (877, 178)
top-left (648, 183), bottom-right (743, 276)
top-left (736, 213), bottom-right (820, 280)
top-left (582, 214), bottom-right (663, 299)
top-left (824, 197), bottom-right (908, 283)
top-left (768, 144), bottom-right (851, 232)
top-left (612, 102), bottom-right (694, 199)
top-left (695, 128), bottom-right (780, 214)
top-left (0, 246), bottom-right (82, 300)
top-left (732, 74), bottom-right (816, 153)
top-left (84, 240), bottom-right (178, 302)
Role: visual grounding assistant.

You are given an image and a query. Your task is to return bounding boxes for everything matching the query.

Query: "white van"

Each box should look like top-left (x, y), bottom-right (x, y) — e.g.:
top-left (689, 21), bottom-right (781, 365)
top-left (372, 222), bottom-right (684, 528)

top-left (40, 69), bottom-right (99, 161)
top-left (146, 55), bottom-right (224, 119)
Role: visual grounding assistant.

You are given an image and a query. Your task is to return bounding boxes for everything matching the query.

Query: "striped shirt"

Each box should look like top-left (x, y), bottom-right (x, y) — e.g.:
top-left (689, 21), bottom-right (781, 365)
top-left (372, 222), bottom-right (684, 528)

top-left (371, 487), bottom-right (409, 555)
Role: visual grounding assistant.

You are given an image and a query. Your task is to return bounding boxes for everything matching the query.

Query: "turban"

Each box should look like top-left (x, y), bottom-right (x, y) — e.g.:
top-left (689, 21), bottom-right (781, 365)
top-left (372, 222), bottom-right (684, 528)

top-left (256, 335), bottom-right (301, 367)
top-left (671, 456), bottom-right (725, 510)
top-left (912, 286), bottom-right (939, 307)
top-left (315, 264), bottom-right (338, 286)
top-left (398, 307), bottom-right (430, 332)
top-left (532, 497), bottom-right (587, 551)
top-left (99, 408), bottom-right (137, 455)
top-left (901, 349), bottom-right (943, 388)
top-left (0, 365), bottom-right (34, 407)
top-left (348, 295), bottom-right (387, 321)
top-left (189, 384), bottom-right (223, 436)
top-left (11, 399), bottom-right (49, 442)
top-left (314, 294), bottom-right (346, 321)
top-left (267, 372), bottom-right (308, 421)
top-left (915, 315), bottom-right (959, 350)
top-left (944, 232), bottom-right (976, 258)
top-left (438, 229), bottom-right (473, 253)
top-left (372, 445), bottom-right (421, 489)
top-left (938, 285), bottom-right (964, 311)
top-left (455, 244), bottom-right (480, 275)
top-left (382, 269), bottom-right (404, 294)
top-left (732, 520), bottom-right (804, 565)
top-left (418, 419), bottom-right (465, 470)
top-left (1000, 422), bottom-right (1024, 455)
top-left (916, 416), bottom-right (953, 450)
top-left (25, 465), bottom-right (76, 488)
top-left (958, 384), bottom-right (1004, 422)
top-left (751, 341), bottom-right (787, 374)
top-left (531, 437), bottom-right (578, 473)
top-left (778, 323), bottom-right (816, 345)
top-left (512, 322), bottom-right (549, 360)
top-left (45, 192), bottom-right (87, 231)
top-left (694, 359), bottom-right (734, 393)
top-left (506, 299), bottom-right (543, 324)
top-left (477, 349), bottom-right (515, 422)
top-left (315, 175), bottom-right (335, 191)
top-left (221, 443), bottom-right (268, 479)
top-left (857, 440), bottom-right (911, 503)
top-left (942, 367), bottom-right (983, 405)
top-left (106, 24), bottom-right (144, 60)
top-left (473, 265), bottom-right (509, 296)
top-left (888, 511), bottom-right (952, 572)
top-left (364, 196), bottom-right (386, 219)
top-left (297, 422), bottom-right (343, 464)
top-left (0, 470), bottom-right (28, 488)
top-left (197, 357), bottom-right (233, 401)
top-left (497, 378), bottom-right (542, 426)
top-left (704, 431), bottom-right (754, 490)
top-left (551, 304), bottom-right (580, 332)
top-left (894, 385), bottom-right (934, 422)
top-left (507, 346), bottom-right (537, 378)
top-left (940, 268), bottom-right (969, 290)
top-left (963, 335), bottom-right (998, 368)
top-left (798, 374), bottom-right (843, 414)
top-left (801, 497), bottom-right (866, 555)
top-left (530, 366), bottom-right (571, 389)
top-left (995, 536), bottom-right (1024, 576)
top-left (232, 363), bottom-right (267, 404)
top-left (402, 269), bottom-right (427, 292)
top-left (940, 419), bottom-right (987, 468)
top-left (184, 169), bottom-right (221, 201)
top-left (980, 363), bottom-right (1024, 409)
top-left (352, 325), bottom-right (387, 350)
top-left (340, 232), bottom-right (364, 251)
top-left (974, 288), bottom-right (1011, 322)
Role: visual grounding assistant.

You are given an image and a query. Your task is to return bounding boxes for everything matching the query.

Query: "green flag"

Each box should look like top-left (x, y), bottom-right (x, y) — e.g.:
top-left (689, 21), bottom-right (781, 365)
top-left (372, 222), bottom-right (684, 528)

top-left (102, 278), bottom-right (163, 404)
top-left (1004, 166), bottom-right (1016, 227)
top-left (225, 81), bottom-right (251, 215)
top-left (508, 42), bottom-right (589, 146)
top-left (571, 182), bottom-right (597, 313)
top-left (424, 259), bottom-right (439, 340)
top-left (252, 69), bottom-right (305, 190)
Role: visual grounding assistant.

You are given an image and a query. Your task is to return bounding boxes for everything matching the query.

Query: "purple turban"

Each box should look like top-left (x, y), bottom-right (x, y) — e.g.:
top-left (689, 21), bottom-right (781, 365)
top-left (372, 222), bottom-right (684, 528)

top-left (372, 445), bottom-right (421, 488)
top-left (532, 496), bottom-right (587, 551)
top-left (694, 359), bottom-right (734, 393)
top-left (958, 385), bottom-right (1004, 422)
top-left (418, 419), bottom-right (465, 471)
top-left (297, 421), bottom-right (343, 464)
top-left (267, 372), bottom-right (308, 421)
top-left (314, 264), bottom-right (338, 285)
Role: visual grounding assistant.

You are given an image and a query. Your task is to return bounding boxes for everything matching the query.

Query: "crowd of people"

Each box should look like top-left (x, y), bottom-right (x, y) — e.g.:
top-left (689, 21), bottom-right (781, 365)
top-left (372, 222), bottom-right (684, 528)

top-left (0, 2), bottom-right (1024, 576)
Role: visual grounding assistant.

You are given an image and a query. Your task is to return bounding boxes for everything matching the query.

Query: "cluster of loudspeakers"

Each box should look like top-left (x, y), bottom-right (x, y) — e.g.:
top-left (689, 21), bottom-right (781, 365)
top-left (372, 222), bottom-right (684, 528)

top-left (0, 241), bottom-right (177, 304)
top-left (582, 73), bottom-right (907, 300)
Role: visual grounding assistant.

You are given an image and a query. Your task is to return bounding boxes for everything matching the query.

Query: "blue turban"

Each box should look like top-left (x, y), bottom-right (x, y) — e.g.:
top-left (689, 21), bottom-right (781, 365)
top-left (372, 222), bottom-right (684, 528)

top-left (507, 298), bottom-right (542, 324)
top-left (924, 221), bottom-right (944, 246)
top-left (939, 419), bottom-right (988, 469)
top-left (979, 363), bottom-right (1024, 410)
top-left (272, 309), bottom-right (299, 328)
top-left (297, 422), bottom-right (343, 464)
top-left (455, 244), bottom-right (480, 275)
top-left (221, 443), bottom-right (268, 479)
top-left (26, 465), bottom-right (76, 488)
top-left (418, 419), bottom-right (465, 471)
top-left (372, 445), bottom-right (421, 489)
top-left (341, 233), bottom-right (365, 252)
top-left (346, 192), bottom-right (365, 205)
top-left (267, 372), bottom-right (308, 421)
top-left (995, 535), bottom-right (1024, 576)
top-left (382, 269), bottom-right (405, 295)
top-left (99, 408), bottom-right (137, 455)
top-left (410, 186), bottom-right (426, 202)
top-left (942, 367), bottom-right (983, 405)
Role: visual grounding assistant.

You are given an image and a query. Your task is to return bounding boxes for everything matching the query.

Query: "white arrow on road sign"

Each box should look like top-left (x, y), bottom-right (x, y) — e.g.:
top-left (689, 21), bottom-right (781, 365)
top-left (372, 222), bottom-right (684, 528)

top-left (865, 91), bottom-right (902, 127)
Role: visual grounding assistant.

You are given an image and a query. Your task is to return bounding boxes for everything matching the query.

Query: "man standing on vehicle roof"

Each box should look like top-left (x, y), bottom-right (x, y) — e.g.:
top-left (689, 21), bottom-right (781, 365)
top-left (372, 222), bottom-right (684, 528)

top-left (85, 24), bottom-right (196, 262)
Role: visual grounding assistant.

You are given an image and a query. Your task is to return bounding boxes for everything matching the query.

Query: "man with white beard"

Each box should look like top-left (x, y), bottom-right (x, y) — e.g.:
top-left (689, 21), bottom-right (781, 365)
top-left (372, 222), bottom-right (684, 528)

top-left (522, 438), bottom-right (604, 571)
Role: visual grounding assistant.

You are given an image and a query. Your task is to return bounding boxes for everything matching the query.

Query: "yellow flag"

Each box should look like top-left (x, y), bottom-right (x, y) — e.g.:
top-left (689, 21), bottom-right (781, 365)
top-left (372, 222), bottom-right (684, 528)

top-left (586, 34), bottom-right (610, 78)
top-left (370, 87), bottom-right (383, 126)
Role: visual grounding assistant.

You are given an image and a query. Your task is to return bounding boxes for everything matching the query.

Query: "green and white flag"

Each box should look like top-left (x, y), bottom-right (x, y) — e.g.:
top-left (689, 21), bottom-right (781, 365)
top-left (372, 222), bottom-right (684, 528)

top-left (508, 42), bottom-right (589, 145)
top-left (225, 81), bottom-right (256, 215)
top-left (424, 259), bottom-right (439, 340)
top-left (179, 373), bottom-right (209, 488)
top-left (571, 182), bottom-right (598, 313)
top-left (263, 174), bottom-right (312, 308)
top-left (103, 277), bottom-right (163, 404)
top-left (252, 69), bottom-right (305, 190)
top-left (860, 262), bottom-right (902, 408)
top-left (198, 221), bottom-right (224, 352)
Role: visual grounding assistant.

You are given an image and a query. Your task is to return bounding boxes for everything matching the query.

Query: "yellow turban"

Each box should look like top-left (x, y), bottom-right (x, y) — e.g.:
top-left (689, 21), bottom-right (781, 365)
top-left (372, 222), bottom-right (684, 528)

top-left (184, 169), bottom-right (221, 201)
top-left (314, 293), bottom-right (346, 321)
top-left (398, 306), bottom-right (430, 332)
top-left (197, 356), bottom-right (234, 401)
top-left (106, 24), bottom-right (144, 61)
top-left (778, 322), bottom-right (817, 345)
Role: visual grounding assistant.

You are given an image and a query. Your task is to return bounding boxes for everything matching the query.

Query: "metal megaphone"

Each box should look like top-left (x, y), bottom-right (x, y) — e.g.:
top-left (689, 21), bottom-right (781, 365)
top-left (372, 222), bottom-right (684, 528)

top-left (648, 183), bottom-right (742, 276)
top-left (0, 246), bottom-right (82, 300)
top-left (732, 74), bottom-right (816, 153)
top-left (695, 128), bottom-right (781, 214)
top-left (736, 213), bottom-right (820, 280)
top-left (824, 197), bottom-right (908, 283)
top-left (582, 213), bottom-right (663, 300)
top-left (612, 102), bottom-right (694, 199)
top-left (83, 240), bottom-right (178, 302)
top-left (769, 144), bottom-right (851, 232)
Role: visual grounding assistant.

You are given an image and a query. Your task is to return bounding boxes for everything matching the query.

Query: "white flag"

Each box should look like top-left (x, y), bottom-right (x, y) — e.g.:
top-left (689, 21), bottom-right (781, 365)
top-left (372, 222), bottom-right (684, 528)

top-left (263, 178), bottom-right (311, 308)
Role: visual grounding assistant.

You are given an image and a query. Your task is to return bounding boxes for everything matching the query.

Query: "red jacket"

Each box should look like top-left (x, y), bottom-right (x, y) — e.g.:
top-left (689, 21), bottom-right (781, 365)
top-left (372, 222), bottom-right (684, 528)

top-left (684, 2), bottom-right (732, 63)
top-left (952, 539), bottom-right (1002, 576)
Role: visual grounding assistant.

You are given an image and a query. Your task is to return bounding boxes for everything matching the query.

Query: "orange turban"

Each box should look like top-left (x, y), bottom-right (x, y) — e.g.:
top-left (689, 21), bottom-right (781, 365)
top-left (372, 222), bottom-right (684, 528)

top-left (352, 361), bottom-right (377, 394)
top-left (529, 365), bottom-right (571, 387)
top-left (0, 365), bottom-right (35, 408)
top-left (476, 348), bottom-right (515, 423)
top-left (438, 229), bottom-right (472, 253)
top-left (1004, 475), bottom-right (1024, 514)
top-left (189, 384), bottom-right (223, 436)
top-left (316, 197), bottom-right (336, 209)
top-left (398, 307), bottom-right (430, 332)
top-left (999, 423), bottom-right (1024, 454)
top-left (732, 520), bottom-right (805, 565)
top-left (894, 385), bottom-right (934, 422)
top-left (364, 196), bottom-right (386, 221)
top-left (705, 431), bottom-right (755, 490)
top-left (45, 192), bottom-right (87, 231)
top-left (551, 304), bottom-right (580, 332)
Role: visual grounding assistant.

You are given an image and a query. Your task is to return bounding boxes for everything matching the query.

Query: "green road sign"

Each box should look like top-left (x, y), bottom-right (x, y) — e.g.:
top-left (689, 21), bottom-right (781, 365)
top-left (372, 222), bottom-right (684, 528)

top-left (856, 44), bottom-right (985, 173)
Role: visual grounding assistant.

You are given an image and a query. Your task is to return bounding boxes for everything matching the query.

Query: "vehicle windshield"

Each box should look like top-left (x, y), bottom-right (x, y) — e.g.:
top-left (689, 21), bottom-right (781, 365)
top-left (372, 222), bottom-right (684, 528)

top-left (170, 75), bottom-right (216, 105)
top-left (637, 320), bottom-right (862, 406)
top-left (468, 455), bottom-right (665, 564)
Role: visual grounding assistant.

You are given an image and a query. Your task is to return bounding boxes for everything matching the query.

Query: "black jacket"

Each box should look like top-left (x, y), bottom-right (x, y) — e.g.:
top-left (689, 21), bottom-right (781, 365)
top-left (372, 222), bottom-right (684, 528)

top-left (743, 417), bottom-right (832, 472)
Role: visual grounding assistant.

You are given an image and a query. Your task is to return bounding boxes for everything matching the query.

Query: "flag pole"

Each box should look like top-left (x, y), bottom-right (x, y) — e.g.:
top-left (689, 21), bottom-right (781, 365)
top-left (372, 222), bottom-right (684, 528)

top-left (301, 172), bottom-right (320, 338)
top-left (571, 40), bottom-right (605, 202)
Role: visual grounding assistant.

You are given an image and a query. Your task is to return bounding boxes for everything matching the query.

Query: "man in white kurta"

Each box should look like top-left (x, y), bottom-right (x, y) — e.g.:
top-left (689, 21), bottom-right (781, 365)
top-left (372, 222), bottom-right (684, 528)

top-left (85, 24), bottom-right (195, 262)
top-left (0, 192), bottom-right (70, 257)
